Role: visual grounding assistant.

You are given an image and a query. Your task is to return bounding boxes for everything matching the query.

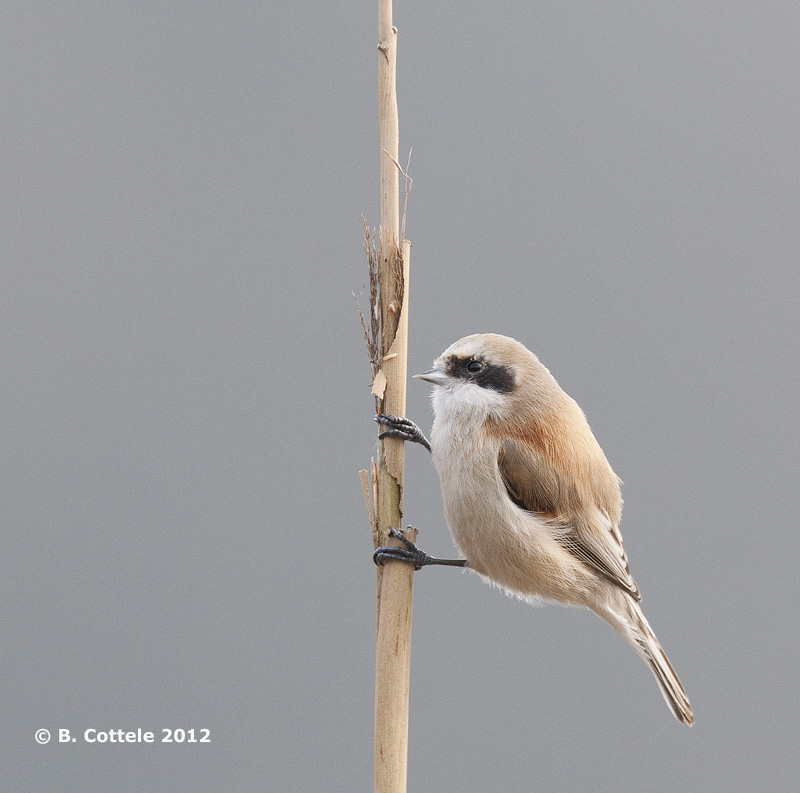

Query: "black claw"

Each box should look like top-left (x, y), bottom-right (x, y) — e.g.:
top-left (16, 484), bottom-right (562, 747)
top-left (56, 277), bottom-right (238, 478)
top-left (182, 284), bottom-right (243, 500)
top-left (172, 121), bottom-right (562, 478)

top-left (373, 546), bottom-right (427, 570)
top-left (373, 528), bottom-right (431, 570)
top-left (387, 526), bottom-right (415, 548)
top-left (374, 414), bottom-right (432, 452)
top-left (373, 527), bottom-right (468, 571)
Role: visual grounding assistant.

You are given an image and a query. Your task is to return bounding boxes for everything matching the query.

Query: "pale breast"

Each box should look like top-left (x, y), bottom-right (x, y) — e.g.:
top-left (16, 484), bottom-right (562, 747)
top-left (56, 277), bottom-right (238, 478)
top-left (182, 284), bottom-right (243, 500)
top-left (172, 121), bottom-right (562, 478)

top-left (431, 420), bottom-right (599, 603)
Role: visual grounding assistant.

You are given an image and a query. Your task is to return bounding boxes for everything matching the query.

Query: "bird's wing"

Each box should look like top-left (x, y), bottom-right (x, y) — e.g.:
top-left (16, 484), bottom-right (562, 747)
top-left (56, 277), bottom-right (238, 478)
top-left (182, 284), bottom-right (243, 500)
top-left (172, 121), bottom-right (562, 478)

top-left (497, 439), bottom-right (641, 600)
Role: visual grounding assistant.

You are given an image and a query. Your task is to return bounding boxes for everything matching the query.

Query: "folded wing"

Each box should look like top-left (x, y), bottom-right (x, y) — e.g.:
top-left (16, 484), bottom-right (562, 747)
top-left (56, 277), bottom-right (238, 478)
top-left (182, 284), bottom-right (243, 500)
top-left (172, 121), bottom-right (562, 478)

top-left (497, 439), bottom-right (641, 600)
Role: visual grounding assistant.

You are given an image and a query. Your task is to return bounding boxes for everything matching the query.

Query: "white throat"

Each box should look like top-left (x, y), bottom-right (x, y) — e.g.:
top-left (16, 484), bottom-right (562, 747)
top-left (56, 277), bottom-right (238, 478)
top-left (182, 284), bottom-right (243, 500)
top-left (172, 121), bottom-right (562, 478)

top-left (431, 380), bottom-right (505, 431)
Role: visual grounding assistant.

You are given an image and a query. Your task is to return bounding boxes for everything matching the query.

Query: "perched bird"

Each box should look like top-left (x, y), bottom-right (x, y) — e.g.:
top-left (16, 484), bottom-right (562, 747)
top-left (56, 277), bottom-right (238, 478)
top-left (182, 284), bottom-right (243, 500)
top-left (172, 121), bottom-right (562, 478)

top-left (375, 333), bottom-right (693, 725)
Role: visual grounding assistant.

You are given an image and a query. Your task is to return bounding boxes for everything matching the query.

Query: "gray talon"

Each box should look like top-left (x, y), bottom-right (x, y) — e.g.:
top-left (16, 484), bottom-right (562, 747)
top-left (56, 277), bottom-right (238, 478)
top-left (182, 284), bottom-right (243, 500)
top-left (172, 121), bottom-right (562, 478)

top-left (375, 414), bottom-right (432, 452)
top-left (372, 527), bottom-right (468, 571)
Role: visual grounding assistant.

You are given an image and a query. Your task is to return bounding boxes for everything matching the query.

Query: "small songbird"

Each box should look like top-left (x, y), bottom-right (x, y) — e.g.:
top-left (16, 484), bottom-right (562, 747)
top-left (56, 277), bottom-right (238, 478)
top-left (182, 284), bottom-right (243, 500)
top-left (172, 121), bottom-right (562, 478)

top-left (375, 333), bottom-right (693, 725)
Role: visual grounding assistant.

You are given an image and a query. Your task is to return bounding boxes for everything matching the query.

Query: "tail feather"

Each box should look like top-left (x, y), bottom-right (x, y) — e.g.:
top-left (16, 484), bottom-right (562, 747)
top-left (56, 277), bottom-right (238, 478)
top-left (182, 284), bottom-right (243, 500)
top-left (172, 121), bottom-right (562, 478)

top-left (634, 612), bottom-right (694, 725)
top-left (595, 596), bottom-right (694, 726)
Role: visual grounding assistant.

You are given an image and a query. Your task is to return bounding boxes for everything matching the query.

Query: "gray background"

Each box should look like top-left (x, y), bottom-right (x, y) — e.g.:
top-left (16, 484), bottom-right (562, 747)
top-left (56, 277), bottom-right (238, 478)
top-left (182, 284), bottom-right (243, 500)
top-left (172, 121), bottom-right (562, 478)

top-left (4, 1), bottom-right (798, 790)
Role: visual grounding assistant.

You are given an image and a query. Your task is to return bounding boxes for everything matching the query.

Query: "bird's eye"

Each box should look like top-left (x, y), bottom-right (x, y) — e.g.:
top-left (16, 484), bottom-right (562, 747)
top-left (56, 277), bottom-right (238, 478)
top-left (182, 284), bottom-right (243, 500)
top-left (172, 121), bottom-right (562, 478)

top-left (466, 360), bottom-right (483, 373)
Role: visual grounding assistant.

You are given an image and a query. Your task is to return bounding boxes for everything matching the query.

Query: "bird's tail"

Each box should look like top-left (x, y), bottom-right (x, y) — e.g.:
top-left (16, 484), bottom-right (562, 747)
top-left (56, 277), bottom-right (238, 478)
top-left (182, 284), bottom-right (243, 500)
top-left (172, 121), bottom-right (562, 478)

top-left (595, 595), bottom-right (694, 726)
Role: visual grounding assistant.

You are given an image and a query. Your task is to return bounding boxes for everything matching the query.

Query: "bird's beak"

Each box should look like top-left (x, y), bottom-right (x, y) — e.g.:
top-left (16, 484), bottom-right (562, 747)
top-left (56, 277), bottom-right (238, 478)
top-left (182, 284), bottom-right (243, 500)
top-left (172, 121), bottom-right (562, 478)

top-left (413, 367), bottom-right (449, 386)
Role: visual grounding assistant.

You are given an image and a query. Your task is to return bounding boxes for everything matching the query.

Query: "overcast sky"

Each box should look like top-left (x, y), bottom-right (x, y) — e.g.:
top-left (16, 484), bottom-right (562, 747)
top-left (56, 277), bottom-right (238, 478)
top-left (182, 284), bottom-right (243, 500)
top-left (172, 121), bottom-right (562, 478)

top-left (5, 2), bottom-right (799, 791)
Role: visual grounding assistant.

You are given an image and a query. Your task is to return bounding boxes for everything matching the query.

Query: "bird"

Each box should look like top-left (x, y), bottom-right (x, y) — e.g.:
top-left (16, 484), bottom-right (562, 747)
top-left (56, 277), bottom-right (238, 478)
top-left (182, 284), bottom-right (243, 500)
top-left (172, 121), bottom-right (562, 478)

top-left (374, 332), bottom-right (694, 725)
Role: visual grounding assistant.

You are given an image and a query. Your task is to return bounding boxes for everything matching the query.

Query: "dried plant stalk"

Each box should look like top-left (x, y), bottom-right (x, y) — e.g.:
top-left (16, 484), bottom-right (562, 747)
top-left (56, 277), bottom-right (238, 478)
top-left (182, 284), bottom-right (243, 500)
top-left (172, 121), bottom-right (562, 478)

top-left (356, 4), bottom-right (415, 793)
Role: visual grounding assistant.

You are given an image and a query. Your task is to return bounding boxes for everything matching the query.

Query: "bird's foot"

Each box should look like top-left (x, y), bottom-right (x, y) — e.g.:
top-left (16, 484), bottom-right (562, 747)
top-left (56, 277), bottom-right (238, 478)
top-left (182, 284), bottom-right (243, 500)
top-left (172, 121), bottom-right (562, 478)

top-left (373, 527), bottom-right (468, 571)
top-left (375, 414), bottom-right (432, 452)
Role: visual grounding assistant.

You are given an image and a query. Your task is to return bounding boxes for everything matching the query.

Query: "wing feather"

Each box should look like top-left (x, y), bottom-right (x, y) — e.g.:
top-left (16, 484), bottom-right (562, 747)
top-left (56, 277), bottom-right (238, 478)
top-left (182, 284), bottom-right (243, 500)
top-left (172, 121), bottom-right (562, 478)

top-left (497, 440), bottom-right (640, 600)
